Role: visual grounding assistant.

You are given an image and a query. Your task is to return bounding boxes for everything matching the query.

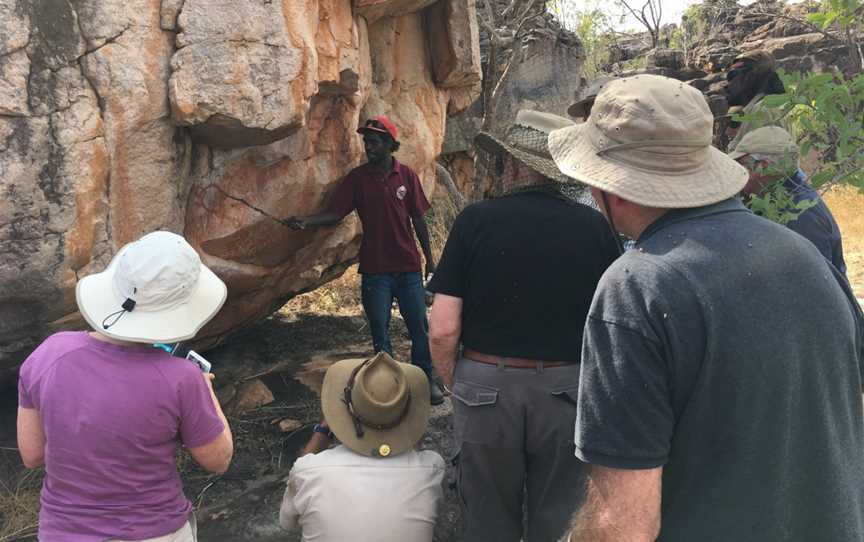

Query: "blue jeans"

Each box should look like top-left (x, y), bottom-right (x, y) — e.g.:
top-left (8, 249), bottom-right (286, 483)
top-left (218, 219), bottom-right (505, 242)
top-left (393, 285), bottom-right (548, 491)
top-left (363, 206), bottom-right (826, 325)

top-left (360, 272), bottom-right (433, 377)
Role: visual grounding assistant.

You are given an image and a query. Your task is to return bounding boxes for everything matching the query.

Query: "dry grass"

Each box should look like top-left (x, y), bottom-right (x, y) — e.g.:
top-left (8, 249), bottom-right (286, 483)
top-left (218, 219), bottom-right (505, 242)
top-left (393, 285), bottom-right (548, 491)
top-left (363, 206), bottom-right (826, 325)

top-left (823, 186), bottom-right (864, 299)
top-left (0, 467), bottom-right (42, 541)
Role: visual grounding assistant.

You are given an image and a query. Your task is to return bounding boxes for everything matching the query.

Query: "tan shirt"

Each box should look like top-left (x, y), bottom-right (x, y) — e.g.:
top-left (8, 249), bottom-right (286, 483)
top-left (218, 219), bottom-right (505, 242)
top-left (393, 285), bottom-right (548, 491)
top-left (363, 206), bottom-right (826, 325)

top-left (279, 445), bottom-right (445, 542)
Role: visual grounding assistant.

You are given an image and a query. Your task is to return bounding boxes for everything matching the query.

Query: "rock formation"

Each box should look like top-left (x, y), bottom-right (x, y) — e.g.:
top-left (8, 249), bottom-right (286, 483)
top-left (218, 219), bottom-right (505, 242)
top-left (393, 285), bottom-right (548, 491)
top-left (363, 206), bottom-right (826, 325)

top-left (0, 0), bottom-right (481, 369)
top-left (442, 0), bottom-right (584, 199)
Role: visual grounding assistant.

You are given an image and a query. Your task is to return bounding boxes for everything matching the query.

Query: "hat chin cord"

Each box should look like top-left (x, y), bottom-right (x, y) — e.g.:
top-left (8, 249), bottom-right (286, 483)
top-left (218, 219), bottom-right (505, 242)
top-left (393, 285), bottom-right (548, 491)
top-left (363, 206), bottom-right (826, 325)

top-left (101, 298), bottom-right (137, 330)
top-left (341, 358), bottom-right (413, 439)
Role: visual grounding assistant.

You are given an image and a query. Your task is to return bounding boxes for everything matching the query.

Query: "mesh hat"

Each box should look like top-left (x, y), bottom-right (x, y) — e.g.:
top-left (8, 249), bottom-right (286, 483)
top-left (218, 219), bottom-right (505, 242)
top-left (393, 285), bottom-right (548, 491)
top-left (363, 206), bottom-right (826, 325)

top-left (357, 115), bottom-right (398, 141)
top-left (475, 110), bottom-right (574, 183)
top-left (728, 126), bottom-right (799, 162)
top-left (76, 231), bottom-right (227, 343)
top-left (568, 76), bottom-right (616, 118)
top-left (322, 352), bottom-right (430, 458)
top-left (548, 74), bottom-right (748, 208)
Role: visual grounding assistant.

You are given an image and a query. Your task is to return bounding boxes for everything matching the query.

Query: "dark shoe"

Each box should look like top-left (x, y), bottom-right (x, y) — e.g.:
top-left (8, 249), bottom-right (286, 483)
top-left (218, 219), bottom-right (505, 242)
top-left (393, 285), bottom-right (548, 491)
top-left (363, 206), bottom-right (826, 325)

top-left (429, 379), bottom-right (445, 406)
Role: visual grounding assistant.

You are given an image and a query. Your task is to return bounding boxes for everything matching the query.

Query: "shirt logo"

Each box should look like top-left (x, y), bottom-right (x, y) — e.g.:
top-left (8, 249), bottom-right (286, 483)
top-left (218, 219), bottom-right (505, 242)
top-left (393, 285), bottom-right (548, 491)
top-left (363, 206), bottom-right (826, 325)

top-left (396, 185), bottom-right (407, 200)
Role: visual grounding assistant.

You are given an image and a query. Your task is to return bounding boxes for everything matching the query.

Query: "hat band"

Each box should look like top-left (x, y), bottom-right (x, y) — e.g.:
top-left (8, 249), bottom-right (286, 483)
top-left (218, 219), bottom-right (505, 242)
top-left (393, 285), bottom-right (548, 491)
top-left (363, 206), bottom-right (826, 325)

top-left (341, 359), bottom-right (412, 439)
top-left (597, 139), bottom-right (712, 157)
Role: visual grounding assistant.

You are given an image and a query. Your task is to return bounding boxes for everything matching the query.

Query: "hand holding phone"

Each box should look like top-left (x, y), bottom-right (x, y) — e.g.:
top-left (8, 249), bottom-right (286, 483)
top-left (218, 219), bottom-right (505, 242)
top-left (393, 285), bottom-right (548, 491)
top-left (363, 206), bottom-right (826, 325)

top-left (186, 350), bottom-right (212, 373)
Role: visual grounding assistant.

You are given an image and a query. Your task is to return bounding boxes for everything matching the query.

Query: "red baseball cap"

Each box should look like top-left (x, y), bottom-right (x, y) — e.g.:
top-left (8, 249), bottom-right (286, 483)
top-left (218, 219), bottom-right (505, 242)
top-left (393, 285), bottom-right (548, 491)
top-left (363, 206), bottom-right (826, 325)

top-left (357, 116), bottom-right (398, 141)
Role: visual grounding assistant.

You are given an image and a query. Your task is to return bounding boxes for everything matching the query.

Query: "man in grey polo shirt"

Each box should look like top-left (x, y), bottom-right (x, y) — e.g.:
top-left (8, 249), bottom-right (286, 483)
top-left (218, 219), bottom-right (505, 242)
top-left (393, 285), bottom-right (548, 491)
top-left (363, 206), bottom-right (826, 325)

top-left (548, 74), bottom-right (864, 542)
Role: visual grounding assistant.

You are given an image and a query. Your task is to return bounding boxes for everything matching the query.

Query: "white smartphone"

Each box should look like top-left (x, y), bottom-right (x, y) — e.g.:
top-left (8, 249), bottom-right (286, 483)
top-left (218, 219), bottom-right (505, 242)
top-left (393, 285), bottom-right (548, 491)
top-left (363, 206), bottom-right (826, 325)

top-left (185, 350), bottom-right (212, 373)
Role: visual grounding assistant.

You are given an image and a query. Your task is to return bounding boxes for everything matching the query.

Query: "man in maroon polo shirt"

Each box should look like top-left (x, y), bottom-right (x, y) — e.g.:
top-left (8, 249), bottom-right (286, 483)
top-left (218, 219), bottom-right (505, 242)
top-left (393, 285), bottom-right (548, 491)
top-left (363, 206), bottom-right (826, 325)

top-left (285, 116), bottom-right (444, 405)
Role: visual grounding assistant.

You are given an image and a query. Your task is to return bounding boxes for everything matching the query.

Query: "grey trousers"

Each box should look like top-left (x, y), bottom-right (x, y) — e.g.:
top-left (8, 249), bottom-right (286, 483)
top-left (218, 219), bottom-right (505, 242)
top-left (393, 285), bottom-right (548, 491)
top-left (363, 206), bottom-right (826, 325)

top-left (451, 358), bottom-right (587, 542)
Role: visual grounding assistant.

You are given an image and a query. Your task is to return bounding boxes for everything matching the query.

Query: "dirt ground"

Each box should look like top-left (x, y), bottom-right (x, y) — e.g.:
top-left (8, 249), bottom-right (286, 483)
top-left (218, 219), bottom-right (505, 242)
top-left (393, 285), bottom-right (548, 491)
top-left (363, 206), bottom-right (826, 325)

top-left (0, 304), bottom-right (461, 542)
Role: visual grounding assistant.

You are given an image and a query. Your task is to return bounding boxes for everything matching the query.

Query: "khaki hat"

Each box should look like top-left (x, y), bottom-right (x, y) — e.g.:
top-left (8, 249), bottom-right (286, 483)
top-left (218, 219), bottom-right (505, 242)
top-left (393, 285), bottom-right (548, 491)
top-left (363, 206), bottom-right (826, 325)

top-left (548, 74), bottom-right (748, 208)
top-left (568, 76), bottom-right (616, 118)
top-left (728, 126), bottom-right (799, 161)
top-left (475, 110), bottom-right (574, 183)
top-left (322, 352), bottom-right (430, 458)
top-left (76, 231), bottom-right (227, 343)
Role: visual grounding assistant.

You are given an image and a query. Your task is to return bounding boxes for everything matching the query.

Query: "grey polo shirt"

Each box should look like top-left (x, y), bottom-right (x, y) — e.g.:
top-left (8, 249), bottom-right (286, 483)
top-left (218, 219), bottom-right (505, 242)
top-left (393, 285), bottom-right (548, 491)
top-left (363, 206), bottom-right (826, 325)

top-left (575, 199), bottom-right (864, 541)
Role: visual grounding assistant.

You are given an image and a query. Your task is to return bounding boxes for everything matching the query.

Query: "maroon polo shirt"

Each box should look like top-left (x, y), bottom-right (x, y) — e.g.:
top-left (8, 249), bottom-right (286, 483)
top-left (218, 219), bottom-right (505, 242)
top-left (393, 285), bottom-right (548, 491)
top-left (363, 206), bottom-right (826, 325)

top-left (328, 158), bottom-right (431, 274)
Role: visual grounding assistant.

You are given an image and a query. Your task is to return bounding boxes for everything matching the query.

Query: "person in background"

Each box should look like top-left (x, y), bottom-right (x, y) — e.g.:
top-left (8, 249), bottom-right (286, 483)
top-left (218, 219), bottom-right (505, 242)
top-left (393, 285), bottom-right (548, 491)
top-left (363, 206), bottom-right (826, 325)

top-left (730, 125), bottom-right (846, 274)
top-left (428, 110), bottom-right (620, 542)
top-left (567, 75), bottom-right (617, 122)
top-left (279, 352), bottom-right (444, 542)
top-left (724, 49), bottom-right (790, 152)
top-left (548, 74), bottom-right (864, 542)
top-left (17, 231), bottom-right (233, 542)
top-left (284, 116), bottom-right (444, 405)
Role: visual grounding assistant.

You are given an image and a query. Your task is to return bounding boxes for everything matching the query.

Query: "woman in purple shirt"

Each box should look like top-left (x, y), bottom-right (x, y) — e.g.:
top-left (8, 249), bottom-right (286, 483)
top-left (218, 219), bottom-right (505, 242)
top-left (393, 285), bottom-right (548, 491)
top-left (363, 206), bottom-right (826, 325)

top-left (17, 231), bottom-right (233, 542)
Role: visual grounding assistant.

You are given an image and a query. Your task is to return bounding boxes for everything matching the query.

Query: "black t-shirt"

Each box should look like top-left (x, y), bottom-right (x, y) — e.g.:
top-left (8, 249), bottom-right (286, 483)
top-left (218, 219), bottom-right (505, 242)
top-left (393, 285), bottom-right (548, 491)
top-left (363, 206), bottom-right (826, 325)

top-left (427, 190), bottom-right (619, 361)
top-left (576, 199), bottom-right (864, 541)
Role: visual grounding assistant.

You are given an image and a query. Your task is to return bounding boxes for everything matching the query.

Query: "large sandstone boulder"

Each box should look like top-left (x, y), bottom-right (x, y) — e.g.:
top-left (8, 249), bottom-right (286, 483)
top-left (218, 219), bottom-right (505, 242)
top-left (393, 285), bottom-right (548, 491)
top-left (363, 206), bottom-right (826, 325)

top-left (0, 0), bottom-right (481, 369)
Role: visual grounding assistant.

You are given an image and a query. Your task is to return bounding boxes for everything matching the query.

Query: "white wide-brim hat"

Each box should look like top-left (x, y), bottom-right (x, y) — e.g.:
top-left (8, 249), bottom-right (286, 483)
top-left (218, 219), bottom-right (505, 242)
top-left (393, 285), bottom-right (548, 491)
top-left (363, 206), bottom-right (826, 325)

top-left (549, 74), bottom-right (748, 208)
top-left (76, 231), bottom-right (227, 344)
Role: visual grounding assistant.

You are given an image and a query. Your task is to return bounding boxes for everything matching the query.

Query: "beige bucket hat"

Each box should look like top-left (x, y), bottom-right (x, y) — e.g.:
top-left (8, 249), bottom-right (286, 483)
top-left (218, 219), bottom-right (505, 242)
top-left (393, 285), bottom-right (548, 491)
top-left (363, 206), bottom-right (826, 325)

top-left (322, 352), bottom-right (430, 458)
top-left (76, 231), bottom-right (227, 344)
top-left (475, 109), bottom-right (574, 183)
top-left (548, 74), bottom-right (748, 208)
top-left (727, 126), bottom-right (799, 161)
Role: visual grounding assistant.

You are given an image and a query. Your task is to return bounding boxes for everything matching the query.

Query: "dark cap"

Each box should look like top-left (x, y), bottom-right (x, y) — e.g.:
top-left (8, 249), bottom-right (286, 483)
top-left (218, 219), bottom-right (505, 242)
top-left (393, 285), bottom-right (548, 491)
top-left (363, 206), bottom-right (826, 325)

top-left (731, 50), bottom-right (776, 73)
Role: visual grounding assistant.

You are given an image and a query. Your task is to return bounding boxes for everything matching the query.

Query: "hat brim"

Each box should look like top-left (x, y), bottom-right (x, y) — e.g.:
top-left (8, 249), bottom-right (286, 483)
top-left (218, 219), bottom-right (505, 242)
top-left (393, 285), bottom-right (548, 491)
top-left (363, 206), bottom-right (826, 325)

top-left (75, 246), bottom-right (227, 344)
top-left (322, 357), bottom-right (430, 458)
top-left (567, 98), bottom-right (592, 118)
top-left (548, 122), bottom-right (748, 208)
top-left (475, 132), bottom-right (573, 185)
top-left (357, 126), bottom-right (397, 141)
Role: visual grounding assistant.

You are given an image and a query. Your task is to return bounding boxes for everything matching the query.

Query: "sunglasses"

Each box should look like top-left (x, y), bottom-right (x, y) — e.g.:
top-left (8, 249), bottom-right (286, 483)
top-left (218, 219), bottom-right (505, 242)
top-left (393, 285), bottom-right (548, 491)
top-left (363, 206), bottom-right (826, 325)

top-left (364, 120), bottom-right (386, 130)
top-left (726, 63), bottom-right (752, 82)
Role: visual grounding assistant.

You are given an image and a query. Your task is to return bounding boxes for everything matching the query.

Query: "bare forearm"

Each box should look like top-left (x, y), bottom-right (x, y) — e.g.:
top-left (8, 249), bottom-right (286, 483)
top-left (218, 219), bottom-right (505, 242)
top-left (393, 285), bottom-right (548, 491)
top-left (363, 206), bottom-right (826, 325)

top-left (430, 335), bottom-right (459, 388)
top-left (563, 466), bottom-right (661, 542)
top-left (302, 212), bottom-right (342, 228)
top-left (412, 216), bottom-right (434, 264)
top-left (301, 433), bottom-right (332, 456)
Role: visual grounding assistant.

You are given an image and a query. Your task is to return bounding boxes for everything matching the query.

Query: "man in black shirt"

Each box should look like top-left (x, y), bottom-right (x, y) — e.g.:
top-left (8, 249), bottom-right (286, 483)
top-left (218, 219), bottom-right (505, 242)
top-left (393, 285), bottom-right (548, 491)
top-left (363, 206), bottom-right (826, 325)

top-left (549, 74), bottom-right (864, 542)
top-left (427, 110), bottom-right (620, 542)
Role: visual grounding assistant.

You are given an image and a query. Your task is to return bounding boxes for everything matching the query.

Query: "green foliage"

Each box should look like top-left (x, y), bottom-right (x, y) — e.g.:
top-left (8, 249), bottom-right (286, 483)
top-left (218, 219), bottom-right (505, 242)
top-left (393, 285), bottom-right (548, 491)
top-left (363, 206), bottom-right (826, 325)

top-left (567, 2), bottom-right (616, 77)
top-left (738, 69), bottom-right (864, 222)
top-left (806, 0), bottom-right (863, 32)
top-left (747, 181), bottom-right (820, 226)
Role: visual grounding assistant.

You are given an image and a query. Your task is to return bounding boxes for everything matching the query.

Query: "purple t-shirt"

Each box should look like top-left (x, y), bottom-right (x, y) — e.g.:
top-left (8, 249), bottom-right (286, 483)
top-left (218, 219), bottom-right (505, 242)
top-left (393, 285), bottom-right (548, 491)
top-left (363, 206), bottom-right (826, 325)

top-left (18, 331), bottom-right (225, 541)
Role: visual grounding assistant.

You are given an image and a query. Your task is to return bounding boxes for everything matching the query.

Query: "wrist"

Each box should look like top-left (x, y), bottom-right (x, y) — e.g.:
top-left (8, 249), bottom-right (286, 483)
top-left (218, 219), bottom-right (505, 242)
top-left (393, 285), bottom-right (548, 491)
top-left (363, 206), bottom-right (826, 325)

top-left (312, 423), bottom-right (334, 438)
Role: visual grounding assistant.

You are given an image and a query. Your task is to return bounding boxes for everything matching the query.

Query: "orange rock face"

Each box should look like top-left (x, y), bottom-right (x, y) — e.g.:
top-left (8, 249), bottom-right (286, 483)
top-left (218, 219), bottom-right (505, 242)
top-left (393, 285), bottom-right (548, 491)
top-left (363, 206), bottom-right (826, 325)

top-left (0, 0), bottom-right (480, 367)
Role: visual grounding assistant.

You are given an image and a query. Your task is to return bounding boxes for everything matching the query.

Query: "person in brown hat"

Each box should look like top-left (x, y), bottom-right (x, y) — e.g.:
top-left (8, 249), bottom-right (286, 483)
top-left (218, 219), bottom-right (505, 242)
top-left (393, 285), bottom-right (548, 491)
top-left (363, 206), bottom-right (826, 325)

top-left (279, 352), bottom-right (444, 542)
top-left (567, 76), bottom-right (616, 121)
top-left (283, 115), bottom-right (445, 406)
top-left (724, 49), bottom-right (790, 151)
top-left (427, 110), bottom-right (620, 542)
top-left (549, 74), bottom-right (864, 542)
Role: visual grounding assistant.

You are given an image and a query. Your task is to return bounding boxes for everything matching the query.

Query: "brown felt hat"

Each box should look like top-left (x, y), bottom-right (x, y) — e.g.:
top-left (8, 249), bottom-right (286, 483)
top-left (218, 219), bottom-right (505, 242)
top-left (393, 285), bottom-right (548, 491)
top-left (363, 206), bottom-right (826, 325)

top-left (321, 352), bottom-right (430, 458)
top-left (568, 76), bottom-right (616, 118)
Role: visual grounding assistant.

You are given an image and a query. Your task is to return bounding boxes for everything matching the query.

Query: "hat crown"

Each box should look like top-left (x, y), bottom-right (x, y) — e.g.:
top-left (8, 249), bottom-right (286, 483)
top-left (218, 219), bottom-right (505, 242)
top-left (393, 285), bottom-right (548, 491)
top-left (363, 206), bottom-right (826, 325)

top-left (351, 353), bottom-right (410, 426)
top-left (503, 110), bottom-right (573, 158)
top-left (735, 126), bottom-right (797, 156)
top-left (592, 75), bottom-right (713, 148)
top-left (113, 231), bottom-right (201, 312)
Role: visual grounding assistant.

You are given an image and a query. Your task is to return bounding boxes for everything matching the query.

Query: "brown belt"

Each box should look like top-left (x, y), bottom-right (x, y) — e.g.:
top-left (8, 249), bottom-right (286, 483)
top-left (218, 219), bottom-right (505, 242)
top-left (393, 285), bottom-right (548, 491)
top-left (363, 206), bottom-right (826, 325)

top-left (462, 349), bottom-right (575, 369)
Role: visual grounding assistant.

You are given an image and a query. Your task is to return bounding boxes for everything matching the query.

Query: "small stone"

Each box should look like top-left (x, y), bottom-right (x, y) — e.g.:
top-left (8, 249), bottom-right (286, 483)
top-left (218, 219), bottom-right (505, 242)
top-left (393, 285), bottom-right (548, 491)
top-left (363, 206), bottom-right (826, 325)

top-left (230, 379), bottom-right (275, 414)
top-left (277, 418), bottom-right (304, 433)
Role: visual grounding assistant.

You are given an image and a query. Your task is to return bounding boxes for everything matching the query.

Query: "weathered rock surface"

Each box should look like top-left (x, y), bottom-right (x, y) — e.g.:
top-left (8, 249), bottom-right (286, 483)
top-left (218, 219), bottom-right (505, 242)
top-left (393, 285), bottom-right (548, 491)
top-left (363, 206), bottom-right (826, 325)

top-left (0, 0), bottom-right (481, 369)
